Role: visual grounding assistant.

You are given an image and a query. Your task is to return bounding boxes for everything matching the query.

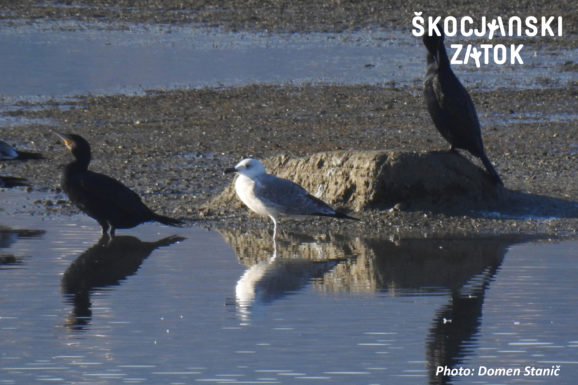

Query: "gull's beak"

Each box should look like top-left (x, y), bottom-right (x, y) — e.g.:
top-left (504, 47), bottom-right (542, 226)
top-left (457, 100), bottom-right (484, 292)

top-left (224, 167), bottom-right (237, 175)
top-left (54, 132), bottom-right (73, 150)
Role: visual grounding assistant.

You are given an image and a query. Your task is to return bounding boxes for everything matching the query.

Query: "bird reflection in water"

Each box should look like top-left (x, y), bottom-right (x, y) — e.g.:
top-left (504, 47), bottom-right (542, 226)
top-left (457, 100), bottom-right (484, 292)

top-left (324, 236), bottom-right (508, 385)
top-left (234, 239), bottom-right (346, 324)
top-left (426, 263), bottom-right (501, 385)
top-left (61, 234), bottom-right (185, 330)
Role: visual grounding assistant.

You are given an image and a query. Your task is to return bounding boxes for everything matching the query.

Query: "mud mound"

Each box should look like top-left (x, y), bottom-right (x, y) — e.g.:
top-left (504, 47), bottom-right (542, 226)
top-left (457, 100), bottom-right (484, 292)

top-left (209, 150), bottom-right (501, 213)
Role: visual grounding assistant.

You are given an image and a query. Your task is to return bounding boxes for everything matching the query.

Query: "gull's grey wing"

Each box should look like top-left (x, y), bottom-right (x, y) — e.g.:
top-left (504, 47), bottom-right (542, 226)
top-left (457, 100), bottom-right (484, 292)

top-left (253, 174), bottom-right (336, 216)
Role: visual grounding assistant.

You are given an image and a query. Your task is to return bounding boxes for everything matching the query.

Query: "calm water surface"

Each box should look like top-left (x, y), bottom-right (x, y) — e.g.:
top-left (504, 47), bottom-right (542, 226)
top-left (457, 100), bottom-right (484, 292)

top-left (1, 191), bottom-right (577, 384)
top-left (0, 22), bottom-right (575, 103)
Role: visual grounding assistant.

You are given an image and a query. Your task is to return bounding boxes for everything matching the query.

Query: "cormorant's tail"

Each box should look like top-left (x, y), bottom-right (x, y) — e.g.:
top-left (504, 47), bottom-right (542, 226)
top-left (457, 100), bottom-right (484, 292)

top-left (152, 213), bottom-right (185, 227)
top-left (480, 153), bottom-right (503, 186)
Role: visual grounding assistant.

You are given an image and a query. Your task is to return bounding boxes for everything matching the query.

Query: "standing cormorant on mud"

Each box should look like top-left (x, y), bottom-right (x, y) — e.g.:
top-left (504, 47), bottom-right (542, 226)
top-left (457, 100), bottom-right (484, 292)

top-left (423, 26), bottom-right (503, 185)
top-left (56, 132), bottom-right (183, 236)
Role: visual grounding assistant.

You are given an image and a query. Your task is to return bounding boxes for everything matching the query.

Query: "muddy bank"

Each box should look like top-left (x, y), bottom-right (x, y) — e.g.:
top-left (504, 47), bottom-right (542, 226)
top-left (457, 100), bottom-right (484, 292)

top-left (2, 84), bottom-right (576, 238)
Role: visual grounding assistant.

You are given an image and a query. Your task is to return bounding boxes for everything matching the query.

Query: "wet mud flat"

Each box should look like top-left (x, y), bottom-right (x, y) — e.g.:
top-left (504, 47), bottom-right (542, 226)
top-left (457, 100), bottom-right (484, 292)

top-left (2, 83), bottom-right (576, 238)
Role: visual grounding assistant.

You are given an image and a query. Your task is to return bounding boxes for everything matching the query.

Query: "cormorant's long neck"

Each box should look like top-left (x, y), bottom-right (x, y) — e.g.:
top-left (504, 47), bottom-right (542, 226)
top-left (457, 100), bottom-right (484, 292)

top-left (426, 51), bottom-right (436, 65)
top-left (435, 42), bottom-right (450, 69)
top-left (66, 151), bottom-right (91, 173)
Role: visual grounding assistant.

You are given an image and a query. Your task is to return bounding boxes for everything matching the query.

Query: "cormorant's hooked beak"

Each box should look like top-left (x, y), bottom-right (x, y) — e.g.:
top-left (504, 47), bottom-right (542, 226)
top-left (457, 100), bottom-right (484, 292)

top-left (223, 167), bottom-right (237, 175)
top-left (54, 132), bottom-right (73, 151)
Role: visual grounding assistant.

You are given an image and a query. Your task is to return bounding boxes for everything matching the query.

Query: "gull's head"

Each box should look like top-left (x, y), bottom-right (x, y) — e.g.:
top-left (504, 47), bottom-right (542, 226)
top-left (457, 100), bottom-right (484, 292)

top-left (225, 158), bottom-right (267, 179)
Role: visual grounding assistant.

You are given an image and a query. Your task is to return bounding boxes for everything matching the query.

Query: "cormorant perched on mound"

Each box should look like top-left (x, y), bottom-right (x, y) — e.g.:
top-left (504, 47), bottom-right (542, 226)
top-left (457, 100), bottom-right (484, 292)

top-left (56, 132), bottom-right (183, 236)
top-left (423, 26), bottom-right (503, 186)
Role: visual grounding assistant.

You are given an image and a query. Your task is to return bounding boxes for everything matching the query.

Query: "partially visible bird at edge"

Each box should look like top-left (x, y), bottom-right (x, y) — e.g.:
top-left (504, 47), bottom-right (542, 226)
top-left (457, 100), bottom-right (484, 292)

top-left (1, 140), bottom-right (43, 160)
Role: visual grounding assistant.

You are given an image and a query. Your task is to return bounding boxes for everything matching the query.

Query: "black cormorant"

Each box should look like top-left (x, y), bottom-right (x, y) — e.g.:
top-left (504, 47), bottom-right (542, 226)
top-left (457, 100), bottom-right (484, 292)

top-left (423, 26), bottom-right (503, 185)
top-left (56, 132), bottom-right (183, 235)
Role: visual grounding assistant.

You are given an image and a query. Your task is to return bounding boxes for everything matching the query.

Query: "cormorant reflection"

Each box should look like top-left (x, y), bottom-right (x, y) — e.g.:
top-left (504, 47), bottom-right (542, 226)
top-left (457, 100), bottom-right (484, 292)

top-left (341, 237), bottom-right (510, 385)
top-left (325, 236), bottom-right (510, 385)
top-left (427, 264), bottom-right (500, 385)
top-left (61, 234), bottom-right (185, 330)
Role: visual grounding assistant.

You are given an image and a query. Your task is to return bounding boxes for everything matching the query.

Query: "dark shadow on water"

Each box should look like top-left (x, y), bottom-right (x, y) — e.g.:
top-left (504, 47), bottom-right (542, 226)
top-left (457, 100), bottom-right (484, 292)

top-left (0, 225), bottom-right (45, 269)
top-left (218, 227), bottom-right (529, 380)
top-left (61, 234), bottom-right (185, 331)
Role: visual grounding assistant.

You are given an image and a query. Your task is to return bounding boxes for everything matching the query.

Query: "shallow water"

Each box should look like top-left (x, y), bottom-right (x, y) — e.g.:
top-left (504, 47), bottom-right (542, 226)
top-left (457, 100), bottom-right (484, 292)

top-left (1, 190), bottom-right (577, 384)
top-left (0, 22), bottom-right (575, 104)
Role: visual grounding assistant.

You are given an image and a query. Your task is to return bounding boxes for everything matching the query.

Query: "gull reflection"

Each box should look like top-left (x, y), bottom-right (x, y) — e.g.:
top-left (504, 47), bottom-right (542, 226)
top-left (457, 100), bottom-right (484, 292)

top-left (235, 253), bottom-right (345, 323)
top-left (61, 234), bottom-right (185, 330)
top-left (219, 228), bottom-right (349, 324)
